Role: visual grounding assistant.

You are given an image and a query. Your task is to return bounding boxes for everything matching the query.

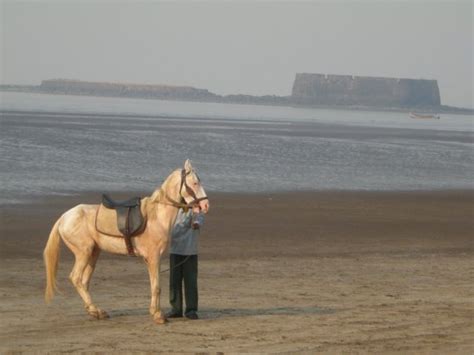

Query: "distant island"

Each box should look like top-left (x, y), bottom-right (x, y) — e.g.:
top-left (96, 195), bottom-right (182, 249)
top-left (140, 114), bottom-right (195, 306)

top-left (1, 74), bottom-right (472, 115)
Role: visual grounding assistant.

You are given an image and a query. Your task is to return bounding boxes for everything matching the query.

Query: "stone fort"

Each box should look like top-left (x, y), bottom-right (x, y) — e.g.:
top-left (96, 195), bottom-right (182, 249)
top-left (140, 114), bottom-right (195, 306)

top-left (291, 73), bottom-right (440, 107)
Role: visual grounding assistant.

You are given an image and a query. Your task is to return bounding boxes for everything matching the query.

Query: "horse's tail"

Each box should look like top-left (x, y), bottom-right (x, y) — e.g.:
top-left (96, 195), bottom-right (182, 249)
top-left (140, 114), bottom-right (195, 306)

top-left (44, 218), bottom-right (62, 303)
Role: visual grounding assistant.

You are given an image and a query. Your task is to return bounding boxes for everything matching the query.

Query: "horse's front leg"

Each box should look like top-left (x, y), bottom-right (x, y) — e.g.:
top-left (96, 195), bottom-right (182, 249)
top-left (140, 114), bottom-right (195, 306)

top-left (146, 255), bottom-right (166, 324)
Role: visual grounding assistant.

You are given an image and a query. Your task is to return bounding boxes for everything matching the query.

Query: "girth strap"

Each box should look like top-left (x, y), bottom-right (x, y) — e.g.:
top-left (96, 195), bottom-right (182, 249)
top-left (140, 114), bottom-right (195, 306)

top-left (124, 207), bottom-right (135, 256)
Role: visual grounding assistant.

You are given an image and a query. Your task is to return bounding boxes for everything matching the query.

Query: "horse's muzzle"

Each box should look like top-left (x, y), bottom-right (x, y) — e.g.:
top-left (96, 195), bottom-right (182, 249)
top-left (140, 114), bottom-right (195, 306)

top-left (199, 199), bottom-right (210, 214)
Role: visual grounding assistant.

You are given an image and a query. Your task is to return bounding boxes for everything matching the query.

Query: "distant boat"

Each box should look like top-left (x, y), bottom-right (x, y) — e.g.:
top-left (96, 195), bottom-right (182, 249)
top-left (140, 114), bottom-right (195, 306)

top-left (409, 112), bottom-right (440, 120)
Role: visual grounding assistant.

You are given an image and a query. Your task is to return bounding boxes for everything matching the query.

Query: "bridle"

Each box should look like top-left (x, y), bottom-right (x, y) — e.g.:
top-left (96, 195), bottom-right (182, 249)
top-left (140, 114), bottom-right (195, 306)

top-left (159, 169), bottom-right (208, 211)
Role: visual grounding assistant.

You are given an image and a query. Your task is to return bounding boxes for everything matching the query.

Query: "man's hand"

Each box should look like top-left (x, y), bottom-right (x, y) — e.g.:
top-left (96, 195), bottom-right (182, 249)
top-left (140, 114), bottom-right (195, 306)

top-left (192, 205), bottom-right (201, 230)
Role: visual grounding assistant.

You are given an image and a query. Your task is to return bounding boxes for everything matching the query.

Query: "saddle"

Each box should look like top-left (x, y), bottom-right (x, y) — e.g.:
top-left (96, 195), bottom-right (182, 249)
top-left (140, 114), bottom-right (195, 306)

top-left (95, 194), bottom-right (146, 256)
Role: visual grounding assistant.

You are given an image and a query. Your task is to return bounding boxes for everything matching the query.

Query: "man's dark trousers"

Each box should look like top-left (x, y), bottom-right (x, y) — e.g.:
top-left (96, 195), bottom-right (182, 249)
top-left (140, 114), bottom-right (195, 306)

top-left (169, 254), bottom-right (198, 316)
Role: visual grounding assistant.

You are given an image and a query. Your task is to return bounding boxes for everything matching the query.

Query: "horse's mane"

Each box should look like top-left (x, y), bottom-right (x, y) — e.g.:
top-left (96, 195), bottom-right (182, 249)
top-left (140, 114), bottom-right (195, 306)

top-left (142, 169), bottom-right (180, 218)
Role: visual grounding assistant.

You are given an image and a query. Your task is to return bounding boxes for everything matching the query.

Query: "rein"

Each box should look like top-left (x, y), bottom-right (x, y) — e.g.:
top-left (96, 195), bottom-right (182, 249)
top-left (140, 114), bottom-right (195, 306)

top-left (160, 255), bottom-right (191, 274)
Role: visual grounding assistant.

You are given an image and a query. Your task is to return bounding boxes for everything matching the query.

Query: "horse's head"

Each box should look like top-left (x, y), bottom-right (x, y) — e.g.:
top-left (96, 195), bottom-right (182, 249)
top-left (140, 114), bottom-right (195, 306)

top-left (179, 159), bottom-right (210, 214)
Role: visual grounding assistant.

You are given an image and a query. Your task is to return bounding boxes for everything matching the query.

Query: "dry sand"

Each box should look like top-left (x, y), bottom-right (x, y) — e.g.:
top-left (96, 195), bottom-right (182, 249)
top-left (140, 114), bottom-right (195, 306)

top-left (1, 190), bottom-right (473, 353)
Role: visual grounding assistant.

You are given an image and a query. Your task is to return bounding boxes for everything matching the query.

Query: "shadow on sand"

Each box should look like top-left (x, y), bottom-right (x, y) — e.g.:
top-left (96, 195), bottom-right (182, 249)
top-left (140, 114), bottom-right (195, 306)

top-left (108, 306), bottom-right (335, 319)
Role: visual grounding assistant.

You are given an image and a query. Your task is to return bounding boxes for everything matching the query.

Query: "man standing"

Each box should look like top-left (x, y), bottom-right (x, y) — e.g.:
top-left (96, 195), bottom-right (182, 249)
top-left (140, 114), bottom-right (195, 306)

top-left (166, 206), bottom-right (204, 320)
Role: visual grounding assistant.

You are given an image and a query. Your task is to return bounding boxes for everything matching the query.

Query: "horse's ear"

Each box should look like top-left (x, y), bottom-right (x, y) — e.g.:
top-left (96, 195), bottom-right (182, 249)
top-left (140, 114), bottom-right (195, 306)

top-left (184, 159), bottom-right (192, 173)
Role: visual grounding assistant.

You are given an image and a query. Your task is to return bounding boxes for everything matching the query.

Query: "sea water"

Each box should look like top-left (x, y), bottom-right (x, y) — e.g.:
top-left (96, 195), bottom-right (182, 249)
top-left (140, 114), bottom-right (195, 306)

top-left (1, 92), bottom-right (473, 204)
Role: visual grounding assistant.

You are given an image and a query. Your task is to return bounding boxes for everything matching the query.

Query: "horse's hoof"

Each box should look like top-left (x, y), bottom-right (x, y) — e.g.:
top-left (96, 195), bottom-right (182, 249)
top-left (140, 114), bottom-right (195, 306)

top-left (88, 308), bottom-right (109, 320)
top-left (97, 310), bottom-right (110, 319)
top-left (153, 313), bottom-right (167, 324)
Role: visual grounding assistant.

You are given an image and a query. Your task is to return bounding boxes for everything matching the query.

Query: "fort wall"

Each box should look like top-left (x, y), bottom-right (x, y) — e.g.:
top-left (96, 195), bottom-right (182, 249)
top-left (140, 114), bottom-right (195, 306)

top-left (291, 73), bottom-right (441, 107)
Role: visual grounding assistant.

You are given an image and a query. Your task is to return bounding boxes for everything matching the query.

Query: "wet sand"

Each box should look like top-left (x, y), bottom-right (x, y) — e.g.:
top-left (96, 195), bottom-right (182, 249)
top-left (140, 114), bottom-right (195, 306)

top-left (1, 190), bottom-right (473, 353)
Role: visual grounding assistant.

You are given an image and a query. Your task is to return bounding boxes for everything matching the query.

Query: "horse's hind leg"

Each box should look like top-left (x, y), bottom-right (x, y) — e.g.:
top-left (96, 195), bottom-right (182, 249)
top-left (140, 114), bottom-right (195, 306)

top-left (59, 205), bottom-right (108, 319)
top-left (66, 243), bottom-right (108, 319)
top-left (82, 246), bottom-right (101, 291)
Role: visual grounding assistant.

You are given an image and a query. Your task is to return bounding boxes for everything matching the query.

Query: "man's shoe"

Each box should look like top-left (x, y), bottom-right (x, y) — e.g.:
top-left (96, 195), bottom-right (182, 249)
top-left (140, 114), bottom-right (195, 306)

top-left (166, 311), bottom-right (183, 318)
top-left (185, 312), bottom-right (199, 320)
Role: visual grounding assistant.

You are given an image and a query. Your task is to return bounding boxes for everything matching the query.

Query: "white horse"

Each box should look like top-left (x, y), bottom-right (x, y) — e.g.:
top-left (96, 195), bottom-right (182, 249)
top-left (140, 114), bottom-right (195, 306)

top-left (43, 160), bottom-right (209, 324)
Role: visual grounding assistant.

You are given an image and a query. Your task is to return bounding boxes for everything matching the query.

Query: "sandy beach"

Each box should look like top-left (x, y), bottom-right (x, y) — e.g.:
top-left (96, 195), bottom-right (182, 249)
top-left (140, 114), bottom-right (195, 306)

top-left (0, 190), bottom-right (473, 353)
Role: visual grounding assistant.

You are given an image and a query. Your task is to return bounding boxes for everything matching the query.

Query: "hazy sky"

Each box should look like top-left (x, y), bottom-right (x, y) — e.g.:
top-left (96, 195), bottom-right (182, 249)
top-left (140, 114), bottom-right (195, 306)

top-left (1, 0), bottom-right (473, 108)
